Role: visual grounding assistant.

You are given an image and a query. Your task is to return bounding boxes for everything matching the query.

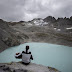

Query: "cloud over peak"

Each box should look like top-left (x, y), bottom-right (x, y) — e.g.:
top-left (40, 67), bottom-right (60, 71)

top-left (0, 0), bottom-right (72, 21)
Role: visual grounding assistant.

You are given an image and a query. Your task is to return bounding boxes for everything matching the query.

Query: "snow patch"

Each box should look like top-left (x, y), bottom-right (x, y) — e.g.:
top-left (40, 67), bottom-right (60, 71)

top-left (66, 27), bottom-right (72, 30)
top-left (33, 19), bottom-right (48, 26)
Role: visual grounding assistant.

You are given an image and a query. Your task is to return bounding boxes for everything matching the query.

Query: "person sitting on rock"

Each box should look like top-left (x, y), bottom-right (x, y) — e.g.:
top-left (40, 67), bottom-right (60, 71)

top-left (22, 45), bottom-right (33, 65)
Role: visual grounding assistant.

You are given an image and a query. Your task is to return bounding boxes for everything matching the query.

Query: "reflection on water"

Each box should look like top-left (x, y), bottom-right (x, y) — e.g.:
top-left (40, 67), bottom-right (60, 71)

top-left (0, 43), bottom-right (72, 72)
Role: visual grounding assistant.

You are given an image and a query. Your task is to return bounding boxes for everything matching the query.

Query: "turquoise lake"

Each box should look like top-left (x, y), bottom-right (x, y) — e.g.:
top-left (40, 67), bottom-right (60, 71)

top-left (0, 43), bottom-right (72, 72)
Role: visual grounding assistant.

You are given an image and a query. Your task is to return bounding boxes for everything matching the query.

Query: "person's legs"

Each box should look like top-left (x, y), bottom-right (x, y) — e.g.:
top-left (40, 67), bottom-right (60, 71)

top-left (22, 62), bottom-right (30, 65)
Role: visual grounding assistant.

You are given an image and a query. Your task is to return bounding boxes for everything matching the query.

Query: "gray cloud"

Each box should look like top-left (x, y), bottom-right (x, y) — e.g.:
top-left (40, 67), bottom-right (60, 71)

top-left (0, 0), bottom-right (72, 21)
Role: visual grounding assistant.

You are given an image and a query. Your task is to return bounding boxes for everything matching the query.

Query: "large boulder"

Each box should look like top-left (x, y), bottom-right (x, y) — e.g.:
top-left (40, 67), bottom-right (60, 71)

top-left (0, 62), bottom-right (60, 72)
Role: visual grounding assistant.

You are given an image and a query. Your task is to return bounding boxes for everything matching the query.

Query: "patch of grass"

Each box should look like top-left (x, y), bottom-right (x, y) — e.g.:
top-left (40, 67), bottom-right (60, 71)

top-left (54, 33), bottom-right (72, 41)
top-left (36, 33), bottom-right (48, 37)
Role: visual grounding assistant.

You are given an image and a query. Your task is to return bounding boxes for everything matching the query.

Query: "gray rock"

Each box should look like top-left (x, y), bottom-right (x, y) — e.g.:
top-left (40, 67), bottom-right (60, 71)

top-left (13, 69), bottom-right (28, 72)
top-left (0, 65), bottom-right (11, 72)
top-left (0, 62), bottom-right (60, 72)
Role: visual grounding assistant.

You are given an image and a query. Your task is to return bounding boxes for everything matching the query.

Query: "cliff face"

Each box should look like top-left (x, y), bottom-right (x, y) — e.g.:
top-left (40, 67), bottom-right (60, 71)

top-left (0, 19), bottom-right (20, 52)
top-left (0, 16), bottom-right (72, 52)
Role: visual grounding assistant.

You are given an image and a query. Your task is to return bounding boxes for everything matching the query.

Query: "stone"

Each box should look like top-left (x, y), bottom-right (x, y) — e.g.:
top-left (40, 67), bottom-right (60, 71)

top-left (13, 69), bottom-right (28, 72)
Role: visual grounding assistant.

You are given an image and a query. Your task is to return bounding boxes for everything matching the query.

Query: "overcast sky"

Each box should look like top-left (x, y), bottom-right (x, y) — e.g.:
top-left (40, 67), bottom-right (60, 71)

top-left (0, 0), bottom-right (72, 21)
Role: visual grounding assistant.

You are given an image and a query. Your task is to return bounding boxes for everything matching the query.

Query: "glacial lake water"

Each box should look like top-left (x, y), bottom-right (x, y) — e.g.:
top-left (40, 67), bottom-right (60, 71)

top-left (0, 43), bottom-right (72, 72)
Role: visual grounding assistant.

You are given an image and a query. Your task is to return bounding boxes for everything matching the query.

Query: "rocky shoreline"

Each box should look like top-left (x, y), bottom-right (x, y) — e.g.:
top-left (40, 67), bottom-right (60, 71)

top-left (0, 62), bottom-right (60, 72)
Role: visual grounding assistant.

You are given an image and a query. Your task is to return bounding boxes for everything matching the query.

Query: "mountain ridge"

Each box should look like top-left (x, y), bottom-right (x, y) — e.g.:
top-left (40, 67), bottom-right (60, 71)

top-left (0, 16), bottom-right (72, 52)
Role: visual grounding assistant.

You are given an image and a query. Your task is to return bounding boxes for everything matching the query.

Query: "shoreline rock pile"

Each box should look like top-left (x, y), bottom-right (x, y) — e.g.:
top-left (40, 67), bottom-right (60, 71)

top-left (0, 62), bottom-right (60, 72)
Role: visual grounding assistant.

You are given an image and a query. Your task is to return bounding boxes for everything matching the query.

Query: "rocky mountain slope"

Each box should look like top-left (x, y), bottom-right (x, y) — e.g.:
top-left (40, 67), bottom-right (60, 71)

top-left (0, 16), bottom-right (72, 52)
top-left (0, 19), bottom-right (20, 52)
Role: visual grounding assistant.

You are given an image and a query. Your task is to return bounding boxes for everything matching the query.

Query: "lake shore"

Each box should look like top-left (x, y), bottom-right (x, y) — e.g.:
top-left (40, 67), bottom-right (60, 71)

top-left (0, 62), bottom-right (60, 72)
top-left (0, 18), bottom-right (72, 53)
top-left (0, 39), bottom-right (72, 53)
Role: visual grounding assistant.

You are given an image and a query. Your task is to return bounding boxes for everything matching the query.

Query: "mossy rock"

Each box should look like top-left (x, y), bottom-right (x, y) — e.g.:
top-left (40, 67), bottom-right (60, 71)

top-left (48, 66), bottom-right (60, 72)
